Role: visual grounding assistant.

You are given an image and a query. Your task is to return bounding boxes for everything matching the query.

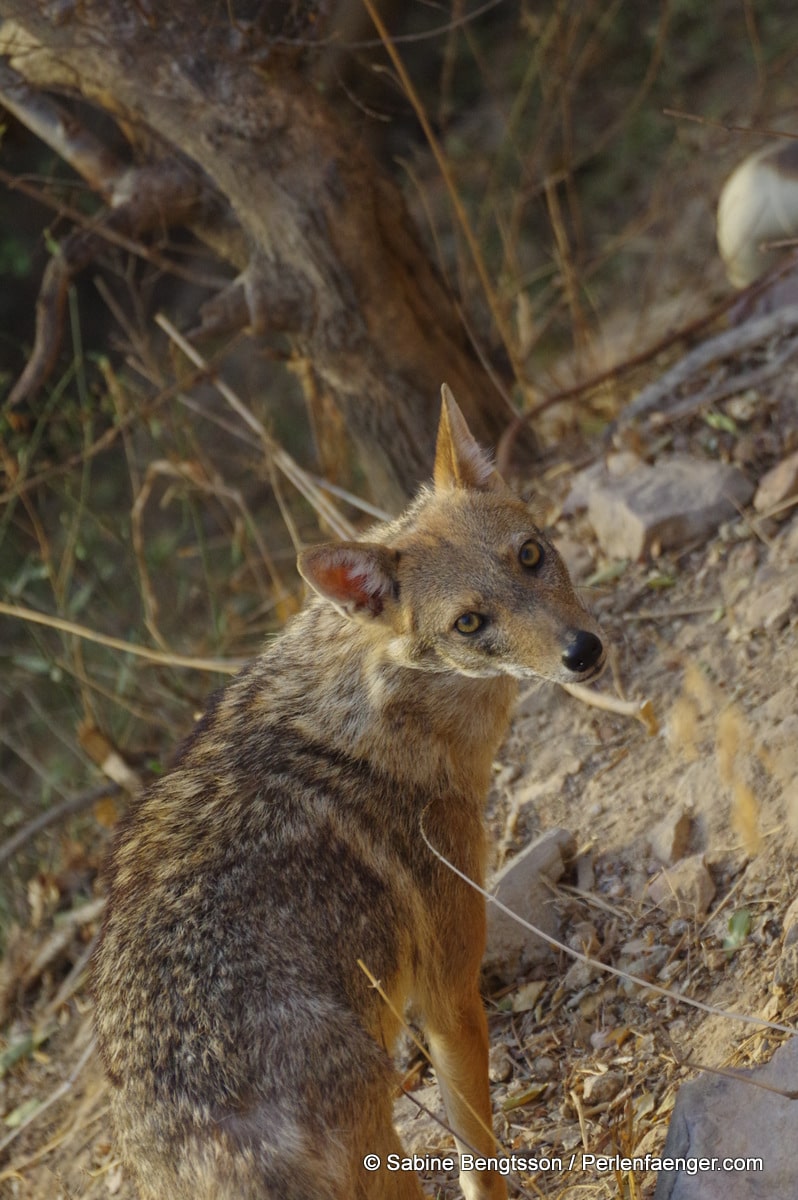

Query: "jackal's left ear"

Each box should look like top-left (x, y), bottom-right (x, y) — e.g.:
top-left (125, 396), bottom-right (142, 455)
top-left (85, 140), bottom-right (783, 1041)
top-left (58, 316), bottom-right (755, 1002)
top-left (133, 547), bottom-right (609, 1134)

top-left (434, 383), bottom-right (507, 492)
top-left (297, 543), bottom-right (399, 619)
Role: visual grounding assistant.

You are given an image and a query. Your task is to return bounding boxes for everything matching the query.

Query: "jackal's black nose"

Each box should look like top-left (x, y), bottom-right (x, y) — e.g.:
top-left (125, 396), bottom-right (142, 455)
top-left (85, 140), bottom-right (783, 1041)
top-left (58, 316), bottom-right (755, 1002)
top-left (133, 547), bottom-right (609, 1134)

top-left (562, 630), bottom-right (603, 674)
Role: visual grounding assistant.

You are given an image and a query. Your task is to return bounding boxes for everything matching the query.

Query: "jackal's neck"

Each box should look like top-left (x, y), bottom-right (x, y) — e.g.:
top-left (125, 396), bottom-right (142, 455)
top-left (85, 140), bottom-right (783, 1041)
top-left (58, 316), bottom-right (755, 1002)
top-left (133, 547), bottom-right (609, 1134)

top-left (252, 603), bottom-right (518, 793)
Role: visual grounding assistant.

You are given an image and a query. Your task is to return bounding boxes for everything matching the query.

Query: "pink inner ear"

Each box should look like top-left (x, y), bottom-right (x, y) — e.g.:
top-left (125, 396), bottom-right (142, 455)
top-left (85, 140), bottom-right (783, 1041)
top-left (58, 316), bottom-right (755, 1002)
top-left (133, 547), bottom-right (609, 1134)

top-left (316, 559), bottom-right (384, 614)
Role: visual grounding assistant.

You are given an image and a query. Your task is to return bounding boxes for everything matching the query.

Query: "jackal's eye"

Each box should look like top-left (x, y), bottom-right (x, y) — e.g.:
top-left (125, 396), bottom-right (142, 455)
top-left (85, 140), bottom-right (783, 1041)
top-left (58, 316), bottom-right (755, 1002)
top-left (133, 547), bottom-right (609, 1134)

top-left (519, 539), bottom-right (543, 569)
top-left (454, 612), bottom-right (484, 635)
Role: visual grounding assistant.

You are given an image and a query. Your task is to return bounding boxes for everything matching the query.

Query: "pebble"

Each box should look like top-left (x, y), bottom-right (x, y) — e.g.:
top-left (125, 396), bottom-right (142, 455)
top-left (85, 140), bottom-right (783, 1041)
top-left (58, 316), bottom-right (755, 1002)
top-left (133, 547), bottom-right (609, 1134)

top-left (582, 1069), bottom-right (625, 1106)
top-left (644, 854), bottom-right (716, 918)
top-left (753, 449), bottom-right (798, 514)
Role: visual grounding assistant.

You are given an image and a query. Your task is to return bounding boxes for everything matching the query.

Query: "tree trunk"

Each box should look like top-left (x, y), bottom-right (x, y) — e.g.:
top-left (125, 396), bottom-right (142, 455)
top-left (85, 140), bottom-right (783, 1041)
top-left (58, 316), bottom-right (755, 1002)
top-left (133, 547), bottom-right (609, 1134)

top-left (0, 1), bottom-right (519, 507)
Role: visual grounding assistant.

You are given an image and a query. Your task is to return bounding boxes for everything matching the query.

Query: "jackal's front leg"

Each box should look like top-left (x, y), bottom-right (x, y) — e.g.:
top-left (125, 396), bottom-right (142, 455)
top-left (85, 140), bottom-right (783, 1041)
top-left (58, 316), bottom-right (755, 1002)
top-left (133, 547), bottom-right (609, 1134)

top-left (425, 993), bottom-right (507, 1200)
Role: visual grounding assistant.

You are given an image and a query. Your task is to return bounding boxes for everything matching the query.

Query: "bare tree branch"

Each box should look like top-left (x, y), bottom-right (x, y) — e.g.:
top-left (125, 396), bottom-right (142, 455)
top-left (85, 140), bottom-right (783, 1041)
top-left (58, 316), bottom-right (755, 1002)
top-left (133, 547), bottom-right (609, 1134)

top-left (0, 1), bottom-right (523, 502)
top-left (6, 155), bottom-right (214, 407)
top-left (0, 58), bottom-right (125, 194)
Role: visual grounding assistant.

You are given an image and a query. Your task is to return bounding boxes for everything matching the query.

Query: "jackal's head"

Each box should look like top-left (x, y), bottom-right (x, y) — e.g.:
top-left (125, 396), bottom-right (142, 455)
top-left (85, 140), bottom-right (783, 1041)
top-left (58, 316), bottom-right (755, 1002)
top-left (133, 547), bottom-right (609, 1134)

top-left (298, 386), bottom-right (605, 685)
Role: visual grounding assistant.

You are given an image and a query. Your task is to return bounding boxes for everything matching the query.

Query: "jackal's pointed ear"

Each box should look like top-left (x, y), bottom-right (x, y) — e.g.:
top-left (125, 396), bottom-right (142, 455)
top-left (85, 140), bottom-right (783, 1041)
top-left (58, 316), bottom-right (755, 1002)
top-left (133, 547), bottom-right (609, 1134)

top-left (297, 542), bottom-right (399, 619)
top-left (434, 384), bottom-right (506, 492)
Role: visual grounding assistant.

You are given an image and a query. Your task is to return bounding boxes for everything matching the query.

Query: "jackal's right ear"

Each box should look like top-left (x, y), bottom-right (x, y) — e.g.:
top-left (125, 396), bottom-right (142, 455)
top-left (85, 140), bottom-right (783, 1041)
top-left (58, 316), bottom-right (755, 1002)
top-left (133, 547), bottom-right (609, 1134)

top-left (297, 543), bottom-right (399, 620)
top-left (434, 383), bottom-right (507, 492)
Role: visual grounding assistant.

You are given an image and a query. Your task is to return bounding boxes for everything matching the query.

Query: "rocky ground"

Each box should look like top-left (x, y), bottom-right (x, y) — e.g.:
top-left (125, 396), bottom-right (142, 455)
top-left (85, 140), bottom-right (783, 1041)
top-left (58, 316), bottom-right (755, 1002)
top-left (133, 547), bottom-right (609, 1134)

top-left (393, 318), bottom-right (798, 1200)
top-left (2, 311), bottom-right (798, 1199)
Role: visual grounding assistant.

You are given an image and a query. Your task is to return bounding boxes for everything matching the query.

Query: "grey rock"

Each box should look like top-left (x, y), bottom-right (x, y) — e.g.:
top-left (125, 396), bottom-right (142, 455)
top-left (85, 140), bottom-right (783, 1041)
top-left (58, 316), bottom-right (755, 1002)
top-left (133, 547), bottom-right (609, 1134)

top-left (654, 1036), bottom-right (798, 1199)
top-left (562, 460), bottom-right (609, 514)
top-left (484, 828), bottom-right (575, 981)
top-left (579, 454), bottom-right (754, 560)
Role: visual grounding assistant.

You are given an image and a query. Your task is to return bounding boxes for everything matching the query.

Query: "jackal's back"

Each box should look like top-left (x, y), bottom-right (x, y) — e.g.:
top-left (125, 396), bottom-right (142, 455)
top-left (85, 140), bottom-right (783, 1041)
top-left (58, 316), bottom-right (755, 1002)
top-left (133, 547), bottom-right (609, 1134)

top-left (93, 386), bottom-right (605, 1200)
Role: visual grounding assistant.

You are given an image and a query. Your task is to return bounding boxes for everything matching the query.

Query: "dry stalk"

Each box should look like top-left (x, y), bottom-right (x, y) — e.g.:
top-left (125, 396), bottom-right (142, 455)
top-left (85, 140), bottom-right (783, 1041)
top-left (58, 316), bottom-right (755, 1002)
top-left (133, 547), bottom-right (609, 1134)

top-left (0, 784), bottom-right (120, 868)
top-left (154, 315), bottom-right (357, 541)
top-left (0, 1037), bottom-right (97, 1159)
top-left (0, 600), bottom-right (243, 674)
top-left (361, 0), bottom-right (524, 394)
top-left (419, 820), bottom-right (797, 1039)
top-left (562, 683), bottom-right (658, 735)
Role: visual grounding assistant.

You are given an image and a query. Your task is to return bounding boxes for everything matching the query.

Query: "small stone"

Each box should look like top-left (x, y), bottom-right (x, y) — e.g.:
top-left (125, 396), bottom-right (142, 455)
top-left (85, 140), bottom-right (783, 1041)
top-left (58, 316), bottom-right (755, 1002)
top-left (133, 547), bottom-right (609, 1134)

top-left (607, 450), bottom-right (646, 477)
top-left (774, 943), bottom-right (798, 988)
top-left (732, 566), bottom-right (798, 633)
top-left (644, 855), bottom-right (716, 917)
top-left (582, 1069), bottom-right (625, 1106)
top-left (488, 1043), bottom-right (514, 1083)
top-left (511, 979), bottom-right (546, 1013)
top-left (774, 897), bottom-right (798, 986)
top-left (562, 460), bottom-right (610, 513)
top-left (648, 808), bottom-right (694, 865)
top-left (725, 392), bottom-right (760, 423)
top-left (753, 450), bottom-right (798, 515)
top-left (534, 1055), bottom-right (557, 1080)
top-left (674, 759), bottom-right (719, 814)
top-left (575, 852), bottom-right (595, 891)
top-left (562, 959), bottom-right (600, 993)
top-left (590, 1029), bottom-right (615, 1052)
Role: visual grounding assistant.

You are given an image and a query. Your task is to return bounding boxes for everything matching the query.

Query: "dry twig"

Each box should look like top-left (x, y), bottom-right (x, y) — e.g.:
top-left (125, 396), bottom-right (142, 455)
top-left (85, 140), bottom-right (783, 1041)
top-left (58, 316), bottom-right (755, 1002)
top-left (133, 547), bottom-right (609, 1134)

top-left (0, 784), bottom-right (120, 869)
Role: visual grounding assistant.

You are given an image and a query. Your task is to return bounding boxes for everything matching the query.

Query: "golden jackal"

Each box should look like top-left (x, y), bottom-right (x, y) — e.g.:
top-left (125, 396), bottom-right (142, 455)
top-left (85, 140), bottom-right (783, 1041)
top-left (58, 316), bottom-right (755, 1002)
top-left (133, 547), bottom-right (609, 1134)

top-left (93, 387), bottom-right (604, 1200)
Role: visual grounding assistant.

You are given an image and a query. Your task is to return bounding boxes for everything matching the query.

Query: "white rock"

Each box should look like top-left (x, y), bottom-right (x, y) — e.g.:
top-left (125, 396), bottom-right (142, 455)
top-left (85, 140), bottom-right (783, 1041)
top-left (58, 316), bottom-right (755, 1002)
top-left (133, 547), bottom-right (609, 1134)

top-left (717, 141), bottom-right (798, 287)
